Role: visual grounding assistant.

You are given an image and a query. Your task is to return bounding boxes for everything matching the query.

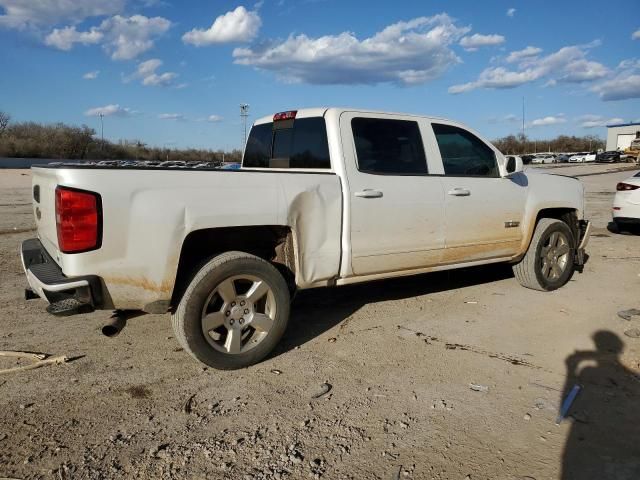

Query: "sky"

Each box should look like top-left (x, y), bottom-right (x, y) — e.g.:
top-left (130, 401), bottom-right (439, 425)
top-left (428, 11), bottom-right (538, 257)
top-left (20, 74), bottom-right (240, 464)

top-left (0, 0), bottom-right (639, 150)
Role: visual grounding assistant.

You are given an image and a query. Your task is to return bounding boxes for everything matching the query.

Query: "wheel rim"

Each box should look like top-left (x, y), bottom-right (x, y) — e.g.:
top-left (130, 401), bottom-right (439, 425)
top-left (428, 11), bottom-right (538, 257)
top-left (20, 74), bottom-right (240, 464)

top-left (540, 231), bottom-right (571, 281)
top-left (200, 275), bottom-right (276, 355)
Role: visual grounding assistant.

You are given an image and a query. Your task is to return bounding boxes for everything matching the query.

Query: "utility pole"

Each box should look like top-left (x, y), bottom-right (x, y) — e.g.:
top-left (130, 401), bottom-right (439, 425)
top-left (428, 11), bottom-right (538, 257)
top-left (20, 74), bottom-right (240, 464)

top-left (240, 104), bottom-right (249, 153)
top-left (99, 113), bottom-right (104, 152)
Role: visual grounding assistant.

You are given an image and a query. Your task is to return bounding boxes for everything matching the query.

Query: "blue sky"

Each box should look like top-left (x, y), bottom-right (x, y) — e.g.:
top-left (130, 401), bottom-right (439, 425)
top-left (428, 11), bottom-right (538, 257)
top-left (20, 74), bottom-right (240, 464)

top-left (1, 0), bottom-right (639, 150)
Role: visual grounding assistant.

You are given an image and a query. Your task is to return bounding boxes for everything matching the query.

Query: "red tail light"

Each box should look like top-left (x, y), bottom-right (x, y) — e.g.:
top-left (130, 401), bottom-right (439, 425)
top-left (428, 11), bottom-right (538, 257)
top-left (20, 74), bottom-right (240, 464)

top-left (273, 110), bottom-right (297, 121)
top-left (617, 182), bottom-right (639, 191)
top-left (55, 186), bottom-right (102, 253)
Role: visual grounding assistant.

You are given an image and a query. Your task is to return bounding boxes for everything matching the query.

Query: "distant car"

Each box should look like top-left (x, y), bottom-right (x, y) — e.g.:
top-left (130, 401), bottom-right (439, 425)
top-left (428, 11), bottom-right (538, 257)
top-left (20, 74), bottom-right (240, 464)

top-left (596, 151), bottom-right (621, 163)
top-left (521, 154), bottom-right (535, 165)
top-left (531, 154), bottom-right (556, 164)
top-left (555, 154), bottom-right (571, 163)
top-left (220, 163), bottom-right (241, 170)
top-left (613, 172), bottom-right (640, 231)
top-left (569, 152), bottom-right (588, 163)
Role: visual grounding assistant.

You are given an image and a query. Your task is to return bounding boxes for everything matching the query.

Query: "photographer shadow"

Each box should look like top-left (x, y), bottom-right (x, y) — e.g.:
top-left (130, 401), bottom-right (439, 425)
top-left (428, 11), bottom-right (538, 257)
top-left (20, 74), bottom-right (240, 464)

top-left (562, 330), bottom-right (640, 479)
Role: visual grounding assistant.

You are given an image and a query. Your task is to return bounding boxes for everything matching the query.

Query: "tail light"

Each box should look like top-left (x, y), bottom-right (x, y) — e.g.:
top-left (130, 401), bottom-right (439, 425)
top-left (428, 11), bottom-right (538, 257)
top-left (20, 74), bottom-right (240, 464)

top-left (616, 182), bottom-right (639, 191)
top-left (55, 186), bottom-right (102, 253)
top-left (273, 110), bottom-right (297, 121)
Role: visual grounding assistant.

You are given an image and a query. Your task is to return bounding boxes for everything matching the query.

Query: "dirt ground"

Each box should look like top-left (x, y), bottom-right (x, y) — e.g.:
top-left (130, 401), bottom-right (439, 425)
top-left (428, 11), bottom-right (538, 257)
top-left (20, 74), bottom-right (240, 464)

top-left (1, 164), bottom-right (639, 480)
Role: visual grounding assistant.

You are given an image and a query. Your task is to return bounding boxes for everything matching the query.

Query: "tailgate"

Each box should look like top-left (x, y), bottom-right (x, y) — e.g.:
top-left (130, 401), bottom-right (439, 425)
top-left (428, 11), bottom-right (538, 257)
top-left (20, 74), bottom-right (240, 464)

top-left (31, 167), bottom-right (61, 260)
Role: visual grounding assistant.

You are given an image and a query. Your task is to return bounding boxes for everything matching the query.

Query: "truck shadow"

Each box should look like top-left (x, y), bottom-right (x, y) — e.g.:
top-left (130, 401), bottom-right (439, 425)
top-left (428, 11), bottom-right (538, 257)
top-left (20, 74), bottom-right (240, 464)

top-left (272, 263), bottom-right (514, 357)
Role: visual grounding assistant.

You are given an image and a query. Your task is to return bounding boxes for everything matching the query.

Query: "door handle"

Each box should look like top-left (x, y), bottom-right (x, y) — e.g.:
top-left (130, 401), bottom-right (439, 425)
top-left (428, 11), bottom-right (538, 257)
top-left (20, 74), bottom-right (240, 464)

top-left (355, 189), bottom-right (383, 198)
top-left (447, 188), bottom-right (471, 197)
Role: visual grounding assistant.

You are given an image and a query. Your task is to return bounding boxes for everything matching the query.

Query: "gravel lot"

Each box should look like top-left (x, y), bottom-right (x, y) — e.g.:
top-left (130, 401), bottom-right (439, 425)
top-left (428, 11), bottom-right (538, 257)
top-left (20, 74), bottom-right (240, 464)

top-left (1, 164), bottom-right (639, 480)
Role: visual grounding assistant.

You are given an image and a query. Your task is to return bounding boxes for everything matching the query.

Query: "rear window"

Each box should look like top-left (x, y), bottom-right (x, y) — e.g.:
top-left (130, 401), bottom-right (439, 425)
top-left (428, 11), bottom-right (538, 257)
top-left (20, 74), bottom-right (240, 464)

top-left (351, 118), bottom-right (428, 175)
top-left (243, 117), bottom-right (331, 169)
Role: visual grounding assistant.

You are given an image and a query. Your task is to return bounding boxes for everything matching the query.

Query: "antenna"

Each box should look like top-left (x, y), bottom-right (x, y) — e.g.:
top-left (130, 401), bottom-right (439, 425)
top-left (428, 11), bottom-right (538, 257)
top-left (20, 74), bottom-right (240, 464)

top-left (240, 104), bottom-right (250, 153)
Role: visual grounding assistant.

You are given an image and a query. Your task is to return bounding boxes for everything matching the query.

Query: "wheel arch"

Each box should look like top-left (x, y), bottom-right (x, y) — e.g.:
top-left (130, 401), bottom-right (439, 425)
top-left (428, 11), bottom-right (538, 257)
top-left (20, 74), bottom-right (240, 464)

top-left (518, 207), bottom-right (579, 261)
top-left (170, 225), bottom-right (298, 310)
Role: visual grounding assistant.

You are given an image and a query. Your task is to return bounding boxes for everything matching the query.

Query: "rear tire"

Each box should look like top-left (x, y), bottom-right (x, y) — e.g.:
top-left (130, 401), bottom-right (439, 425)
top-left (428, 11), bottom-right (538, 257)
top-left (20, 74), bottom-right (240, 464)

top-left (172, 251), bottom-right (290, 370)
top-left (513, 218), bottom-right (575, 291)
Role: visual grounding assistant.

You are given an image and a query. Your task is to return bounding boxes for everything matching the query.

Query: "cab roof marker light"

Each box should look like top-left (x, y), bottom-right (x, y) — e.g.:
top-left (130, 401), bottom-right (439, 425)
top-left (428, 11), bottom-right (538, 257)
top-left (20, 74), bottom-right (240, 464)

top-left (273, 111), bottom-right (297, 121)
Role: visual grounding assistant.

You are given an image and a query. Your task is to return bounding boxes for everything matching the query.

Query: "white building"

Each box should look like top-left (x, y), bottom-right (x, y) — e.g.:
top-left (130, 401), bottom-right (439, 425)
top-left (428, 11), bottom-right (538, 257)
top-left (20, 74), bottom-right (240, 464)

top-left (606, 122), bottom-right (640, 151)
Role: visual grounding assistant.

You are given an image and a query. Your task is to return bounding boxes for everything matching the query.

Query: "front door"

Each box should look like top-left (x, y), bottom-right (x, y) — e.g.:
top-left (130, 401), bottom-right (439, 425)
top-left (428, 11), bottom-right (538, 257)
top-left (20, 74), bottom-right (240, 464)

top-left (429, 122), bottom-right (526, 263)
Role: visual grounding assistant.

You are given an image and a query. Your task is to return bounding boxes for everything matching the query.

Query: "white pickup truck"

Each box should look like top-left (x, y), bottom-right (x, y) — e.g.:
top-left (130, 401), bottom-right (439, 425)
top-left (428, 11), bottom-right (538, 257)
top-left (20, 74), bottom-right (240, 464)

top-left (22, 108), bottom-right (591, 369)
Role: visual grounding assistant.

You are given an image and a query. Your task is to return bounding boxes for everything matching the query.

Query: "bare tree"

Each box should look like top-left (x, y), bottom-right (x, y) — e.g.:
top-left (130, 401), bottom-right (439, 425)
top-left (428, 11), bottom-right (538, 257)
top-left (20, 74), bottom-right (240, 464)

top-left (0, 111), bottom-right (9, 136)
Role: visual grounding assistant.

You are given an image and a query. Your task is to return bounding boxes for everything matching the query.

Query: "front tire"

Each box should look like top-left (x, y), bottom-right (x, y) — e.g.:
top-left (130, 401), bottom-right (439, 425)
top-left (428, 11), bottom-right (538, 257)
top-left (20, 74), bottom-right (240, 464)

top-left (513, 218), bottom-right (575, 291)
top-left (172, 251), bottom-right (290, 370)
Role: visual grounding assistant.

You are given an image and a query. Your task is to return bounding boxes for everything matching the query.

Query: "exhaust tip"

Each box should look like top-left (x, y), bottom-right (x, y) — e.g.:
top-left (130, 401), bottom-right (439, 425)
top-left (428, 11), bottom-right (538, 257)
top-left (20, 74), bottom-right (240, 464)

top-left (102, 324), bottom-right (122, 337)
top-left (102, 314), bottom-right (127, 338)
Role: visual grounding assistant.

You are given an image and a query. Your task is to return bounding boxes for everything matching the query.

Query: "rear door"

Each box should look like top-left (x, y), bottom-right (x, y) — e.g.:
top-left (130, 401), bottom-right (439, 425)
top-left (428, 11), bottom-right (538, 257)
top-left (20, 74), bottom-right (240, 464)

top-left (428, 122), bottom-right (526, 263)
top-left (340, 112), bottom-right (445, 276)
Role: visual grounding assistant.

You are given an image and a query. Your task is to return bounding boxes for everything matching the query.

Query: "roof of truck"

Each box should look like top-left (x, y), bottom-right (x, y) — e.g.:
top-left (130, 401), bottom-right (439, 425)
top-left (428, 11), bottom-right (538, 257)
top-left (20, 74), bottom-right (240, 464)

top-left (253, 107), bottom-right (451, 126)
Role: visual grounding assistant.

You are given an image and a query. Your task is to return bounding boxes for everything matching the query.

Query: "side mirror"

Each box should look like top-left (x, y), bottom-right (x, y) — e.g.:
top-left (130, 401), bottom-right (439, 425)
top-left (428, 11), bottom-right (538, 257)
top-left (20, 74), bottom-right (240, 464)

top-left (504, 156), bottom-right (524, 177)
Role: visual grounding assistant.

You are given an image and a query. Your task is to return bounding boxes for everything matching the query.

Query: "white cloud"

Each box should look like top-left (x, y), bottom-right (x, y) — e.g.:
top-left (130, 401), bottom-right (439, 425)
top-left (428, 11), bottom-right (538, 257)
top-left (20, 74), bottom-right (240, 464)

top-left (632, 29), bottom-right (640, 40)
top-left (158, 113), bottom-right (184, 120)
top-left (45, 15), bottom-right (171, 60)
top-left (506, 46), bottom-right (542, 63)
top-left (100, 15), bottom-right (171, 60)
top-left (207, 114), bottom-right (223, 122)
top-left (459, 33), bottom-right (505, 51)
top-left (593, 73), bottom-right (640, 101)
top-left (528, 115), bottom-right (566, 127)
top-left (0, 0), bottom-right (124, 29)
top-left (233, 14), bottom-right (470, 85)
top-left (45, 26), bottom-right (103, 50)
top-left (577, 114), bottom-right (625, 128)
top-left (506, 8), bottom-right (516, 17)
top-left (618, 58), bottom-right (640, 70)
top-left (450, 43), bottom-right (608, 93)
top-left (449, 67), bottom-right (539, 93)
top-left (182, 6), bottom-right (261, 46)
top-left (84, 104), bottom-right (132, 117)
top-left (127, 58), bottom-right (178, 87)
top-left (83, 70), bottom-right (100, 80)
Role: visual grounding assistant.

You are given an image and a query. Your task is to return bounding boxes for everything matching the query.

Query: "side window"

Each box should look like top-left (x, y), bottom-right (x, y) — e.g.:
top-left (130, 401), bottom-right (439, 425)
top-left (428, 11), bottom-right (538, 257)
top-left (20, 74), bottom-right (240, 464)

top-left (351, 118), bottom-right (428, 175)
top-left (432, 123), bottom-right (498, 177)
top-left (243, 118), bottom-right (331, 169)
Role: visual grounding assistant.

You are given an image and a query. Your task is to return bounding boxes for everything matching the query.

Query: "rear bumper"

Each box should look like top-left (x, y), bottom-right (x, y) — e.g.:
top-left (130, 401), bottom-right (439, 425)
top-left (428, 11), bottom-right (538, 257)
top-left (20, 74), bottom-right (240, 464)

top-left (21, 238), bottom-right (105, 312)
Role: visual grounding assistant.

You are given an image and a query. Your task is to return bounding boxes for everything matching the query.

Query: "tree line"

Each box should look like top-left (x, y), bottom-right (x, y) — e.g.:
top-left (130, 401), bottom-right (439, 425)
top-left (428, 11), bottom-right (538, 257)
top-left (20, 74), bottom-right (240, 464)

top-left (0, 111), bottom-right (606, 161)
top-left (0, 112), bottom-right (241, 163)
top-left (492, 133), bottom-right (605, 155)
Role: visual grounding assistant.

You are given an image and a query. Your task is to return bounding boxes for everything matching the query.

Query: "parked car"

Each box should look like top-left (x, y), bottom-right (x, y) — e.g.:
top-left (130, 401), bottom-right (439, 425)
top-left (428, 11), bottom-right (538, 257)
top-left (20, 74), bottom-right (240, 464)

top-left (220, 162), bottom-right (241, 170)
top-left (521, 154), bottom-right (535, 165)
top-left (613, 172), bottom-right (640, 231)
top-left (21, 107), bottom-right (591, 369)
top-left (583, 152), bottom-right (597, 163)
top-left (569, 152), bottom-right (588, 163)
top-left (596, 151), bottom-right (621, 163)
top-left (555, 154), bottom-right (571, 163)
top-left (531, 154), bottom-right (556, 164)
